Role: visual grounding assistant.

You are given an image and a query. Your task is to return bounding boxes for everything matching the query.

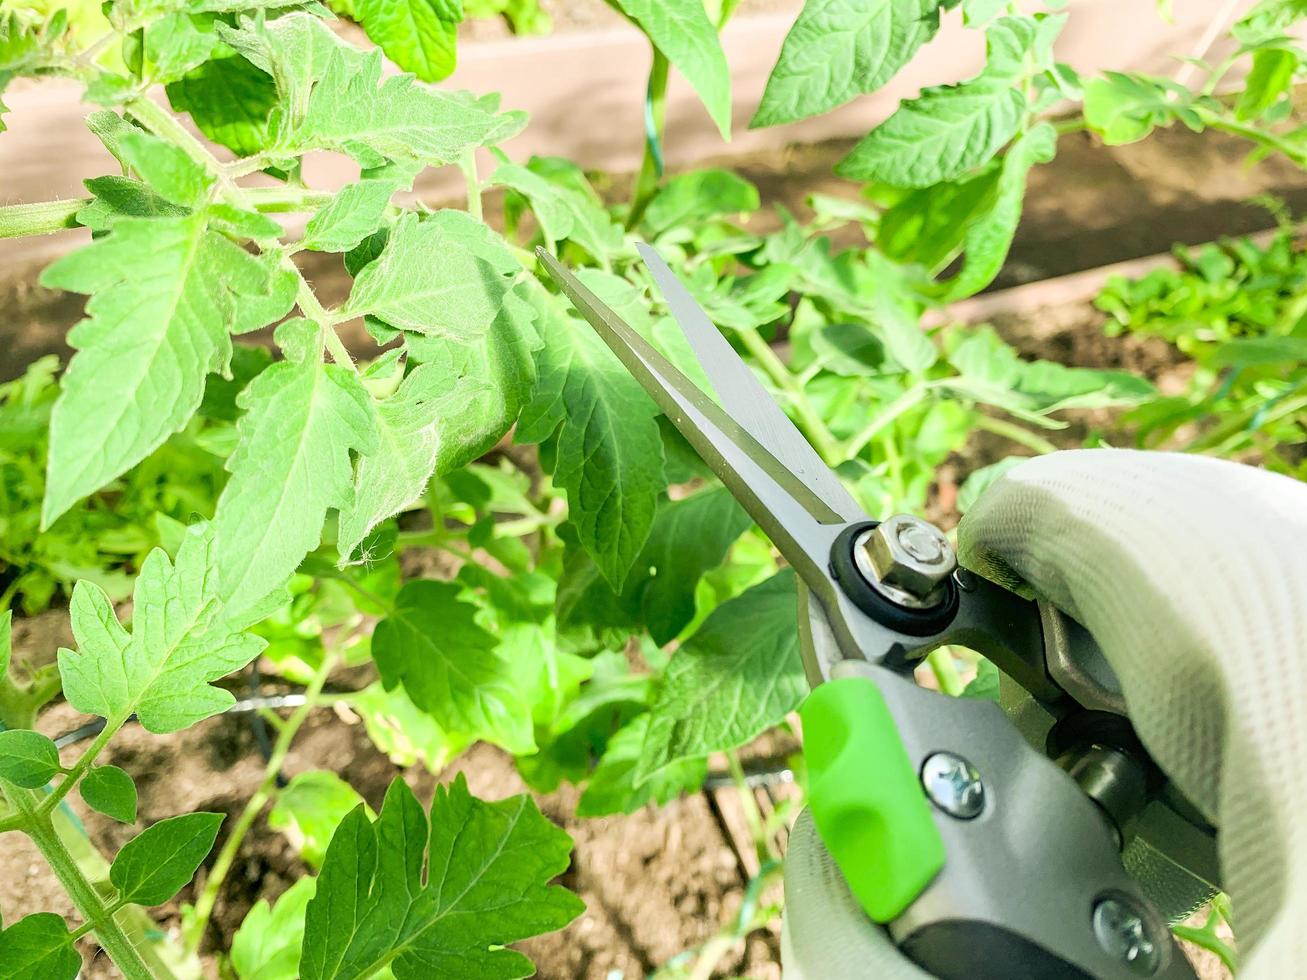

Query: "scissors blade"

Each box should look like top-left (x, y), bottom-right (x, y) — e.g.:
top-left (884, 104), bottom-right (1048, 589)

top-left (636, 243), bottom-right (866, 523)
top-left (536, 247), bottom-right (862, 586)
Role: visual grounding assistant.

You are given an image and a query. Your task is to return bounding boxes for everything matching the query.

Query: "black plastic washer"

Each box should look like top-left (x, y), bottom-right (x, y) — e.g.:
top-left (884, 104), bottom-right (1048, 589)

top-left (829, 521), bottom-right (960, 637)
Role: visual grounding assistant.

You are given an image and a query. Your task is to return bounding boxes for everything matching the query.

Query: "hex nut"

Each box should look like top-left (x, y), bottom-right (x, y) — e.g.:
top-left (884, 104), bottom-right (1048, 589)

top-left (859, 515), bottom-right (957, 606)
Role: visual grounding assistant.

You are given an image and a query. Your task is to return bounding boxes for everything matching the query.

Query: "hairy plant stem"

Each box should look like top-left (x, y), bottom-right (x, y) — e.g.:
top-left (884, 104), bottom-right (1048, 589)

top-left (971, 414), bottom-right (1059, 455)
top-left (183, 652), bottom-right (338, 955)
top-left (5, 784), bottom-right (156, 980)
top-left (39, 719), bottom-right (120, 817)
top-left (0, 662), bottom-right (62, 730)
top-left (124, 95), bottom-right (359, 372)
top-left (460, 148), bottom-right (483, 222)
top-left (626, 48), bottom-right (669, 230)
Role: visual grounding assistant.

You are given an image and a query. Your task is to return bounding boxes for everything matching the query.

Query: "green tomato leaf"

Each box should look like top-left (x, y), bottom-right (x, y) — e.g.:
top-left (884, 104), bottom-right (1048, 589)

top-left (490, 162), bottom-right (577, 247)
top-left (268, 771), bottom-right (369, 868)
top-left (354, 0), bottom-right (462, 82)
top-left (111, 812), bottom-right (223, 906)
top-left (961, 657), bottom-right (1000, 700)
top-left (641, 168), bottom-right (760, 237)
top-left (351, 682), bottom-right (471, 773)
top-left (140, 12), bottom-right (224, 85)
top-left (636, 570), bottom-right (805, 782)
top-left (956, 456), bottom-right (1026, 514)
top-left (0, 730), bottom-right (60, 789)
top-left (962, 0), bottom-right (1007, 27)
top-left (517, 281), bottom-right (666, 590)
top-left (577, 714), bottom-right (706, 817)
top-left (166, 53), bottom-right (279, 158)
top-left (558, 486), bottom-right (752, 646)
top-left (751, 0), bottom-right (944, 128)
top-left (837, 81), bottom-right (1024, 187)
top-left (1237, 47), bottom-right (1298, 120)
top-left (878, 166), bottom-right (1000, 271)
top-left (231, 878), bottom-right (316, 980)
top-left (342, 211), bottom-right (519, 336)
top-left (117, 130), bottom-right (214, 207)
top-left (372, 580), bottom-right (533, 752)
top-left (211, 318), bottom-right (379, 623)
top-left (300, 775), bottom-right (583, 980)
top-left (0, 913), bottom-right (80, 980)
top-left (610, 0), bottom-right (731, 137)
top-left (935, 122), bottom-right (1056, 301)
top-left (300, 159), bottom-right (420, 253)
top-left (76, 176), bottom-right (189, 233)
top-left (58, 523), bottom-right (266, 733)
top-left (221, 14), bottom-right (525, 165)
top-left (1234, 0), bottom-right (1307, 44)
top-left (338, 280), bottom-right (539, 555)
top-left (80, 764), bottom-right (138, 822)
top-left (1082, 71), bottom-right (1194, 145)
top-left (39, 212), bottom-right (293, 527)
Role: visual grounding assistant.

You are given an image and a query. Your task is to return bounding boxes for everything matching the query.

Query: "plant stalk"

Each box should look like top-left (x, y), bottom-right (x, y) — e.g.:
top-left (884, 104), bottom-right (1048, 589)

top-left (460, 148), bottom-right (483, 222)
top-left (626, 48), bottom-right (669, 230)
top-left (0, 199), bottom-right (85, 239)
top-left (7, 787), bottom-right (155, 980)
top-left (734, 326), bottom-right (844, 466)
top-left (183, 653), bottom-right (337, 954)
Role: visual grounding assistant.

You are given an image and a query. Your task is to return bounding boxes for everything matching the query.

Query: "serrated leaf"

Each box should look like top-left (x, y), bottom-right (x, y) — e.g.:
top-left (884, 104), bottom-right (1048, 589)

top-left (58, 523), bottom-right (266, 733)
top-left (577, 714), bottom-right (706, 817)
top-left (40, 212), bottom-right (291, 527)
top-left (0, 913), bottom-right (80, 980)
top-left (961, 657), bottom-right (1000, 700)
top-left (837, 81), bottom-right (1024, 187)
top-left (76, 176), bottom-right (189, 233)
top-left (610, 0), bottom-right (731, 137)
top-left (211, 318), bottom-right (378, 622)
top-left (516, 283), bottom-right (665, 589)
top-left (301, 160), bottom-right (420, 253)
top-left (167, 53), bottom-right (279, 157)
top-left (268, 771), bottom-right (369, 868)
top-left (878, 166), bottom-right (1000, 271)
top-left (0, 730), bottom-right (60, 788)
top-left (110, 811), bottom-right (224, 906)
top-left (935, 122), bottom-right (1056, 301)
top-left (497, 157), bottom-right (624, 261)
top-left (559, 486), bottom-right (752, 646)
top-left (490, 162), bottom-right (577, 247)
top-left (351, 682), bottom-right (470, 773)
top-left (1237, 47), bottom-right (1298, 120)
top-left (956, 456), bottom-right (1026, 514)
top-left (642, 168), bottom-right (760, 237)
top-left (372, 580), bottom-right (532, 752)
top-left (962, 0), bottom-right (1006, 27)
top-left (140, 12), bottom-right (223, 85)
top-left (80, 764), bottom-right (138, 822)
top-left (300, 774), bottom-right (582, 980)
top-left (1234, 0), bottom-right (1307, 44)
top-left (1082, 71), bottom-right (1192, 145)
top-left (232, 878), bottom-right (316, 980)
top-left (341, 211), bottom-right (518, 336)
top-left (221, 14), bottom-right (525, 165)
top-left (354, 0), bottom-right (462, 82)
top-left (636, 570), bottom-right (804, 782)
top-left (117, 130), bottom-right (214, 207)
top-left (751, 0), bottom-right (943, 128)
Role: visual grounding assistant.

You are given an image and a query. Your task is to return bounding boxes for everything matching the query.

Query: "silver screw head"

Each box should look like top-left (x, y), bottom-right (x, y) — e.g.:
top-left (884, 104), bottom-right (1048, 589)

top-left (920, 752), bottom-right (985, 819)
top-left (857, 515), bottom-right (957, 607)
top-left (1092, 896), bottom-right (1162, 976)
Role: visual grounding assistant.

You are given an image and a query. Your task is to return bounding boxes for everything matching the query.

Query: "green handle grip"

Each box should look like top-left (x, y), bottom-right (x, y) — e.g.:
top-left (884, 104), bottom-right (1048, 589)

top-left (800, 675), bottom-right (945, 922)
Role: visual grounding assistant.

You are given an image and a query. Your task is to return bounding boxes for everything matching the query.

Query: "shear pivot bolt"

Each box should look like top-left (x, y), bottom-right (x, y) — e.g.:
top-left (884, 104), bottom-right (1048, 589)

top-left (1092, 896), bottom-right (1161, 976)
top-left (855, 516), bottom-right (957, 609)
top-left (920, 752), bottom-right (985, 819)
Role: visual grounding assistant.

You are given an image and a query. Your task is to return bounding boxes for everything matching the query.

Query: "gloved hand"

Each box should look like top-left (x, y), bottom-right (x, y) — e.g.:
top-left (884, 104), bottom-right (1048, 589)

top-left (782, 449), bottom-right (1307, 979)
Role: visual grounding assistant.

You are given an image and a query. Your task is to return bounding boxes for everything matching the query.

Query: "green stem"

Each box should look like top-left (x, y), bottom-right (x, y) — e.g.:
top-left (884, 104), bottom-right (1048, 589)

top-left (734, 327), bottom-right (844, 466)
top-left (842, 383), bottom-right (936, 459)
top-left (0, 198), bottom-right (85, 239)
top-left (626, 47), bottom-right (669, 230)
top-left (927, 648), bottom-right (965, 697)
top-left (183, 653), bottom-right (338, 955)
top-left (727, 751), bottom-right (773, 866)
top-left (972, 415), bottom-right (1059, 455)
top-left (459, 148), bottom-right (483, 222)
top-left (126, 96), bottom-right (214, 171)
top-left (39, 719), bottom-right (121, 818)
top-left (7, 787), bottom-right (154, 980)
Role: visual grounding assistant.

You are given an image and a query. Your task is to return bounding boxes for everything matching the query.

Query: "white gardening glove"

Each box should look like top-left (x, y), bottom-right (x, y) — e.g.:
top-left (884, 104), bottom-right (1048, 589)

top-left (782, 449), bottom-right (1307, 979)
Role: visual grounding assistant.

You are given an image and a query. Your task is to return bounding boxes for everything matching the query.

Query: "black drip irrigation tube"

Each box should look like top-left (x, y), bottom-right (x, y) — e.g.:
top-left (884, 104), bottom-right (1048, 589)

top-left (53, 685), bottom-right (798, 790)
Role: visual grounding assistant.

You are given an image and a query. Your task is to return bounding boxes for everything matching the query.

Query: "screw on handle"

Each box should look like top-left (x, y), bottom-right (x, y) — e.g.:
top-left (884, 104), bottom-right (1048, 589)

top-left (800, 675), bottom-right (946, 922)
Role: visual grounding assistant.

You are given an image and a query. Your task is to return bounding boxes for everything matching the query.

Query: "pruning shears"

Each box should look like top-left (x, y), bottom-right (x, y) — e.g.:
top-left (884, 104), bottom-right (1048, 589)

top-left (538, 245), bottom-right (1219, 980)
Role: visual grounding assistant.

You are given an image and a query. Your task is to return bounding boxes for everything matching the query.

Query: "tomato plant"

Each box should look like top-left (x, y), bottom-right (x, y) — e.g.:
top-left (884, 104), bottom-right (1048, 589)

top-left (0, 0), bottom-right (1301, 975)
